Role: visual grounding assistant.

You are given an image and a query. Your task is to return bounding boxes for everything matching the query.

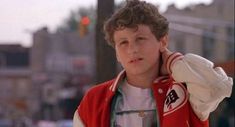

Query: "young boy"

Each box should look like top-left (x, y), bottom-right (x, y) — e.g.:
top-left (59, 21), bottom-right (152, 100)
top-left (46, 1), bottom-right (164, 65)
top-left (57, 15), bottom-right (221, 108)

top-left (73, 0), bottom-right (233, 127)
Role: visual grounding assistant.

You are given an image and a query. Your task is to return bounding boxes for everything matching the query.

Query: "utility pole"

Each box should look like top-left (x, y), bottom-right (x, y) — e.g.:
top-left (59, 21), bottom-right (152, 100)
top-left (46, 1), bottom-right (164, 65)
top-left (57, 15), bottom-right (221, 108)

top-left (96, 0), bottom-right (116, 84)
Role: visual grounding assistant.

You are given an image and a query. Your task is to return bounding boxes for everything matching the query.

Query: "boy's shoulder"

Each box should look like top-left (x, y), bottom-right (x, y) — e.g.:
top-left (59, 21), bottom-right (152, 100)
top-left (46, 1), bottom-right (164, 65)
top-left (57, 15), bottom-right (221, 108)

top-left (77, 79), bottom-right (116, 122)
top-left (84, 79), bottom-right (115, 99)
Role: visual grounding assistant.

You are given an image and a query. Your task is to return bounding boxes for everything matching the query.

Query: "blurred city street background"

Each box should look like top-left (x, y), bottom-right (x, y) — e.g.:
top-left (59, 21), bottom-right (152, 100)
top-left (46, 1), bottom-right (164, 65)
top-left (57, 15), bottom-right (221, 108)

top-left (0, 0), bottom-right (234, 127)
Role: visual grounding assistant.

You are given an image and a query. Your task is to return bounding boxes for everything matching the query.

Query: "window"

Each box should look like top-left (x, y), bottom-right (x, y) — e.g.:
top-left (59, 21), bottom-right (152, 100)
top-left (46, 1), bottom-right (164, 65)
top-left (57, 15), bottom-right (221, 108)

top-left (226, 26), bottom-right (234, 60)
top-left (202, 31), bottom-right (215, 60)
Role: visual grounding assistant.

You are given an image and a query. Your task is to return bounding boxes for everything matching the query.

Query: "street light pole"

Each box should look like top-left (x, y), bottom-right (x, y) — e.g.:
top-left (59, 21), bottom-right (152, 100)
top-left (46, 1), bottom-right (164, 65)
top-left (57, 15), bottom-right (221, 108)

top-left (96, 0), bottom-right (116, 84)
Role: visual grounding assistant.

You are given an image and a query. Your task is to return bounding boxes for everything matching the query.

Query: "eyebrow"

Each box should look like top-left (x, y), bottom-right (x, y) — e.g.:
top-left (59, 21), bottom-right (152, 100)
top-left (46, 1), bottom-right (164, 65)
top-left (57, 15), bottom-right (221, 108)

top-left (115, 37), bottom-right (127, 42)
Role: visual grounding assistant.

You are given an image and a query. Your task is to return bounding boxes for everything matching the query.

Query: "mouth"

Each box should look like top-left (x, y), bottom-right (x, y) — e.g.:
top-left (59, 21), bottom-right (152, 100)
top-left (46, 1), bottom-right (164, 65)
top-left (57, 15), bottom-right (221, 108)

top-left (129, 58), bottom-right (143, 63)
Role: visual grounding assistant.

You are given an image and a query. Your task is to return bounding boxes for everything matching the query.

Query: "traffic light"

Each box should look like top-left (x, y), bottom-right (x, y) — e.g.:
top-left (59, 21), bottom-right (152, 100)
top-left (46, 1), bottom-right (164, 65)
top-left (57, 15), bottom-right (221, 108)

top-left (79, 16), bottom-right (90, 37)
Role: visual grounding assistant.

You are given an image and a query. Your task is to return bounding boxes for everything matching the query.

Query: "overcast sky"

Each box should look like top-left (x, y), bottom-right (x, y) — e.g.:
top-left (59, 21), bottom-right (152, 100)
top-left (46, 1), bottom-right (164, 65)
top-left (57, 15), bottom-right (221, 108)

top-left (0, 0), bottom-right (212, 47)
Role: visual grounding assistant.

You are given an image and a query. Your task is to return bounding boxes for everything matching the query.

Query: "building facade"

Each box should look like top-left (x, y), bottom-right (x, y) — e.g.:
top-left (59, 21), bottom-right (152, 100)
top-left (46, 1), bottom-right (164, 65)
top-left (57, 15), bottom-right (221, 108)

top-left (165, 0), bottom-right (234, 62)
top-left (0, 44), bottom-right (32, 121)
top-left (31, 27), bottom-right (95, 120)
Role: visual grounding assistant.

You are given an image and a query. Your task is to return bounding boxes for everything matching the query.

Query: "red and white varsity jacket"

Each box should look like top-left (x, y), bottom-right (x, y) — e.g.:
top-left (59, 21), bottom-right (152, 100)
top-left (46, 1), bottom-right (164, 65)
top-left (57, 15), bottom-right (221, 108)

top-left (73, 53), bottom-right (233, 127)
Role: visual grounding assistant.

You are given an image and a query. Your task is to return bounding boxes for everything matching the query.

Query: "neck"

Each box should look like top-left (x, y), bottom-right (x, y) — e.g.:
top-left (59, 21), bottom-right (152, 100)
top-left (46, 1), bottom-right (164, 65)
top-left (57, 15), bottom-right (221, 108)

top-left (126, 68), bottom-right (159, 89)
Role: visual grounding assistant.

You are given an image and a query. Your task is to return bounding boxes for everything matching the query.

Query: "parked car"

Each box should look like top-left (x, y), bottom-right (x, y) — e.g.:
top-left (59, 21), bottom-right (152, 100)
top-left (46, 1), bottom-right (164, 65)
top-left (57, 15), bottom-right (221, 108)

top-left (57, 120), bottom-right (73, 127)
top-left (0, 119), bottom-right (12, 127)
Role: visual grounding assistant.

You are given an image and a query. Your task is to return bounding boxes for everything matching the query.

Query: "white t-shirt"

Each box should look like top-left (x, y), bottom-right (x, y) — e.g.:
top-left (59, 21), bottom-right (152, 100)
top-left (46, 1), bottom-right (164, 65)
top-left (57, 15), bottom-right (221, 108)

top-left (115, 80), bottom-right (157, 127)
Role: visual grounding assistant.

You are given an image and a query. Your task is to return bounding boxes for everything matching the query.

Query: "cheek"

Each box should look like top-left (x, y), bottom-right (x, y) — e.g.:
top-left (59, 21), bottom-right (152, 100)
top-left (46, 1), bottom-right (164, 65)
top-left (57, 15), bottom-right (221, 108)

top-left (144, 45), bottom-right (161, 60)
top-left (151, 50), bottom-right (161, 60)
top-left (116, 49), bottom-right (125, 63)
top-left (146, 44), bottom-right (161, 54)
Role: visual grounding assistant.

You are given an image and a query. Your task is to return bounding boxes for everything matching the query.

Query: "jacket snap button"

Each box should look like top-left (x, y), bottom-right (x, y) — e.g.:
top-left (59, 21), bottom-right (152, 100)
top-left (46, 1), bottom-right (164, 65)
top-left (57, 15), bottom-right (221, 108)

top-left (158, 88), bottom-right (163, 94)
top-left (105, 98), bottom-right (108, 102)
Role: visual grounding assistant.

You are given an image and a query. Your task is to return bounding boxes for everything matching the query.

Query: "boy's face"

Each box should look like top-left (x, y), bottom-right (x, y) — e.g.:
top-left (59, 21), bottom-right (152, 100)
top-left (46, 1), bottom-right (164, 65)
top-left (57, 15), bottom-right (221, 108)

top-left (114, 24), bottom-right (167, 76)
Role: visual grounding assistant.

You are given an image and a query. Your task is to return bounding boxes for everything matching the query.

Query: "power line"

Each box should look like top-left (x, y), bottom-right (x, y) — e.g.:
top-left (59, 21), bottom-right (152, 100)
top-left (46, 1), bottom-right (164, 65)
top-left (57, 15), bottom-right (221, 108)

top-left (170, 23), bottom-right (234, 43)
top-left (166, 14), bottom-right (234, 27)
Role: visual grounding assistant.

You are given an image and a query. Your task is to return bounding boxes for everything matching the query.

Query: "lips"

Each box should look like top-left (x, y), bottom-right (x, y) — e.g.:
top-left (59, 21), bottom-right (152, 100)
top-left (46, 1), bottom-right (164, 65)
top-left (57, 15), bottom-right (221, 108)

top-left (129, 58), bottom-right (143, 63)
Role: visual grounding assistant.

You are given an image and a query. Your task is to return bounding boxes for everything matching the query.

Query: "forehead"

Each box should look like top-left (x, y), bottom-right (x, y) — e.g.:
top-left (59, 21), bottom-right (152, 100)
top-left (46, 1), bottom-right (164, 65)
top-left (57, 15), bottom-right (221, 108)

top-left (114, 25), bottom-right (152, 39)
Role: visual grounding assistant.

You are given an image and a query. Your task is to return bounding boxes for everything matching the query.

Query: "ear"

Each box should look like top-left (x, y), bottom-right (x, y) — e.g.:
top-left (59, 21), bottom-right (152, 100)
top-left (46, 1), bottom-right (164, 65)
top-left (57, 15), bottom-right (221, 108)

top-left (160, 35), bottom-right (169, 52)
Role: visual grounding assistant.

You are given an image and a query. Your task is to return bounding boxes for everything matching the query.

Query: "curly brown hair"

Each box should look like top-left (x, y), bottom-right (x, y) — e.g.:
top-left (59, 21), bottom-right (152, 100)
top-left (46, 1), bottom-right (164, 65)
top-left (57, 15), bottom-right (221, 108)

top-left (103, 0), bottom-right (169, 47)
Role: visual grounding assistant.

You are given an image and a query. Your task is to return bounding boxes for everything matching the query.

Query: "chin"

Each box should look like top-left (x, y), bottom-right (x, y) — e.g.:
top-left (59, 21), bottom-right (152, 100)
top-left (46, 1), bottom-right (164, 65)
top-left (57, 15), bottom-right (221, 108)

top-left (126, 68), bottom-right (147, 76)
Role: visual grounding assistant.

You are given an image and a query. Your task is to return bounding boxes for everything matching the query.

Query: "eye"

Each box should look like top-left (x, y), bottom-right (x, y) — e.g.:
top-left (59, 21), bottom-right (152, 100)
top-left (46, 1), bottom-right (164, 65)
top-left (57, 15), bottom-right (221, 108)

top-left (137, 36), bottom-right (147, 41)
top-left (119, 40), bottom-right (128, 46)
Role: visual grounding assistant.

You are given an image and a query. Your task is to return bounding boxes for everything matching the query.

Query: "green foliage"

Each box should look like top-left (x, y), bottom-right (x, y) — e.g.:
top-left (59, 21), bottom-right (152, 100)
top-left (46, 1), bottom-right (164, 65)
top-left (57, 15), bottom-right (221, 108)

top-left (57, 6), bottom-right (96, 32)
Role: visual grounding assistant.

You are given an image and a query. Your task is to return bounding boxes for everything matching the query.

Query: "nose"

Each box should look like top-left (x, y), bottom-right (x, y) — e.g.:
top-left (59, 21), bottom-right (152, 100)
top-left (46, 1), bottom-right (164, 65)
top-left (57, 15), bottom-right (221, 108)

top-left (127, 41), bottom-right (139, 54)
